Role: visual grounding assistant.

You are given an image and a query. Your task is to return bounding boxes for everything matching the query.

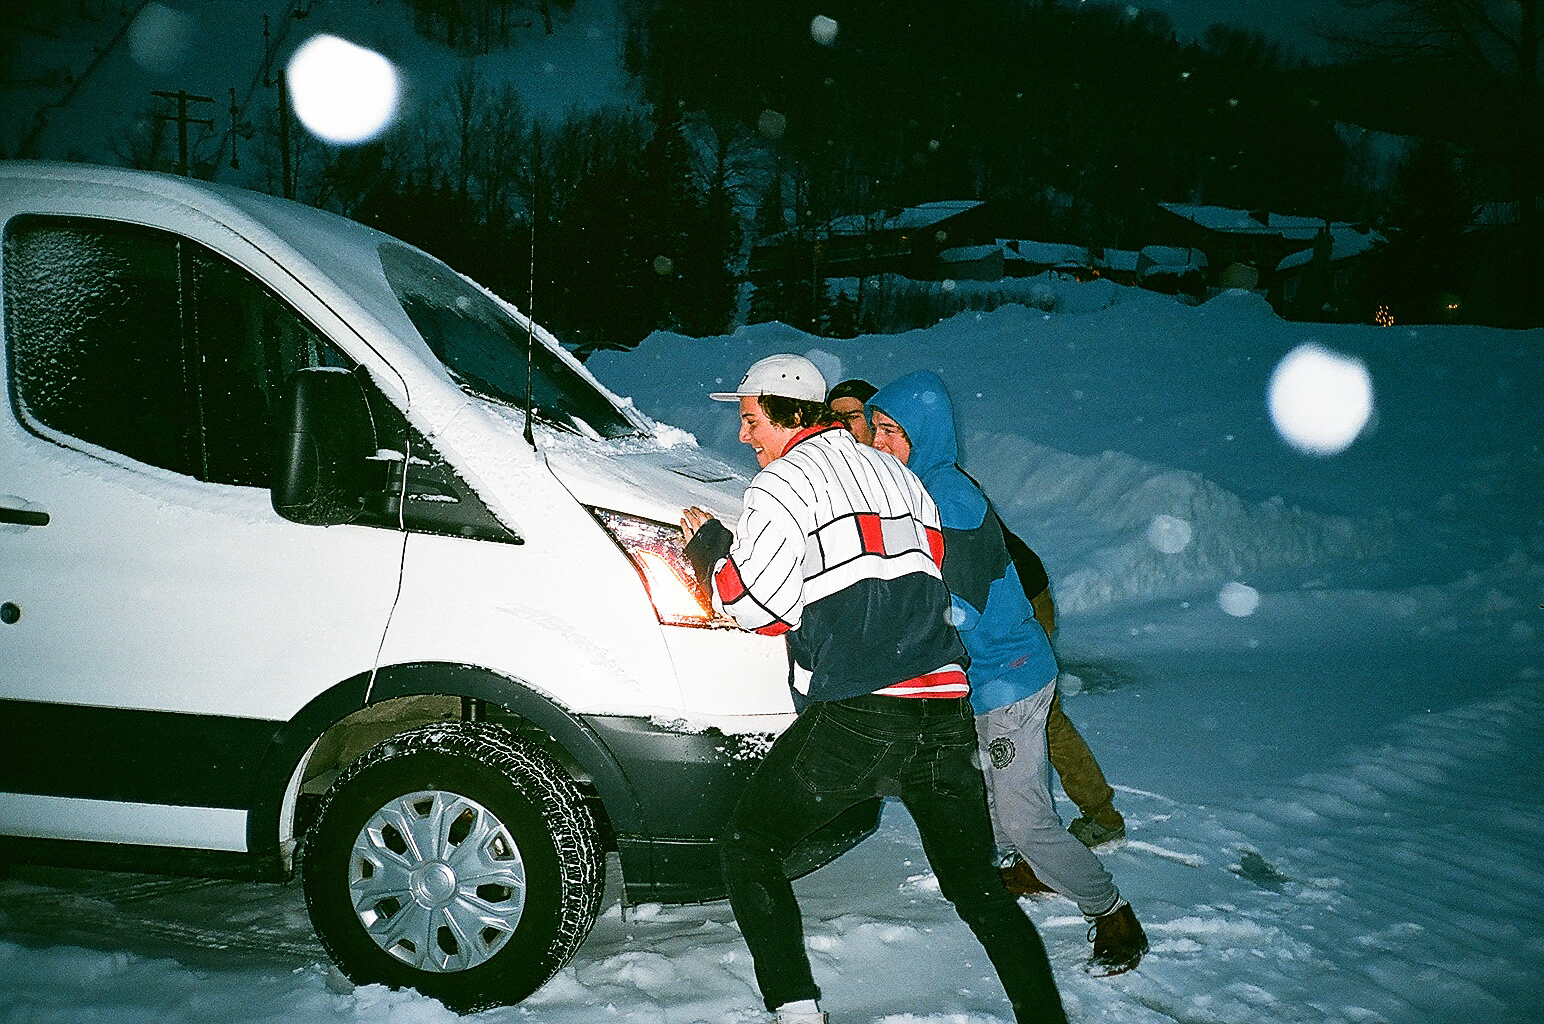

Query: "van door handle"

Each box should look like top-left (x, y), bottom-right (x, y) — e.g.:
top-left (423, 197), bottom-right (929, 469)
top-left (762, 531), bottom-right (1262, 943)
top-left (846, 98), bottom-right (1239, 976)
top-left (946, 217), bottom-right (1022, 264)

top-left (0, 505), bottom-right (50, 527)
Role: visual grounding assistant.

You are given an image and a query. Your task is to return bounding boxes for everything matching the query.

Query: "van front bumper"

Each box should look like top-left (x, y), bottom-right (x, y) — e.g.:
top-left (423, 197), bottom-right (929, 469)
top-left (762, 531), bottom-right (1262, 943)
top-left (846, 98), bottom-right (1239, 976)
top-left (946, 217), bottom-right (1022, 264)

top-left (582, 714), bottom-right (883, 904)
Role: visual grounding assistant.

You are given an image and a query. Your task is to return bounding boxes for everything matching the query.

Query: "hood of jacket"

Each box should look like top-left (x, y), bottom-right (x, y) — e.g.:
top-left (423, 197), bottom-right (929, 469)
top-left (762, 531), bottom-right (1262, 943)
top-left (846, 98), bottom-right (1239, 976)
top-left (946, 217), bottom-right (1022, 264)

top-left (868, 370), bottom-right (987, 530)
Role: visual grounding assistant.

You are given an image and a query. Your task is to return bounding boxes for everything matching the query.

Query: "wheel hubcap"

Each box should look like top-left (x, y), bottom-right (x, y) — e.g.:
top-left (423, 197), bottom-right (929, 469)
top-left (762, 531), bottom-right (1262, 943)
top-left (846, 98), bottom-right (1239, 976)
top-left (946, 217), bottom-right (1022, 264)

top-left (348, 790), bottom-right (526, 973)
top-left (411, 861), bottom-right (457, 905)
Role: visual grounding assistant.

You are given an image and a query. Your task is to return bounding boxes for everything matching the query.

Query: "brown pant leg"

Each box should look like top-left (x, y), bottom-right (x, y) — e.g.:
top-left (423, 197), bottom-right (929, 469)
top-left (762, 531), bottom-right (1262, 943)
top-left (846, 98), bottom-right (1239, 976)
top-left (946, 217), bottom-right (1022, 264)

top-left (1045, 692), bottom-right (1116, 817)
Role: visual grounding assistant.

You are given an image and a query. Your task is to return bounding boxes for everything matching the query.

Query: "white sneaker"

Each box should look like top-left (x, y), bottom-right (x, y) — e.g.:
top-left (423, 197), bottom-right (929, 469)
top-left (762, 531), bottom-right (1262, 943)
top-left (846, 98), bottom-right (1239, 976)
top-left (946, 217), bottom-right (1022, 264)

top-left (775, 1010), bottom-right (829, 1024)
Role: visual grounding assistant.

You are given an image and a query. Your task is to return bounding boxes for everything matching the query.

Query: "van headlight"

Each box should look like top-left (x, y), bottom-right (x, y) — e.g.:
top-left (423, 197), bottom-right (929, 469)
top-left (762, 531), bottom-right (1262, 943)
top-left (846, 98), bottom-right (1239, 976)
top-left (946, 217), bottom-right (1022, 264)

top-left (589, 508), bottom-right (735, 628)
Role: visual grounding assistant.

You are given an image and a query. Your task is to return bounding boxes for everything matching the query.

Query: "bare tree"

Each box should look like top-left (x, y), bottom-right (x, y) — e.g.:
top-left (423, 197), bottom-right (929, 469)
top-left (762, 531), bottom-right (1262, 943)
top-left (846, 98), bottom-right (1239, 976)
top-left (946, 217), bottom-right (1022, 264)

top-left (475, 82), bottom-right (527, 228)
top-left (110, 106), bottom-right (173, 172)
top-left (448, 59), bottom-right (483, 201)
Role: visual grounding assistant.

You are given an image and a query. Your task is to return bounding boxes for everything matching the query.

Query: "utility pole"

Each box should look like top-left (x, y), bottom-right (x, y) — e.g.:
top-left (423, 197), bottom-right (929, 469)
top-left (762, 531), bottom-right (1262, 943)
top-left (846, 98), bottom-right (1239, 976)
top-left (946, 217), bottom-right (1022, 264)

top-left (227, 88), bottom-right (241, 170)
top-left (277, 70), bottom-right (294, 199)
top-left (152, 89), bottom-right (215, 177)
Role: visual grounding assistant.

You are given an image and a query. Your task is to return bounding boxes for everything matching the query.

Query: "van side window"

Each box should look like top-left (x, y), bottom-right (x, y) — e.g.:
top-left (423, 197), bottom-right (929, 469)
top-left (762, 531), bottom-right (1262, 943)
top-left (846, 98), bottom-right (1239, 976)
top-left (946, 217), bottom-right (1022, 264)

top-left (5, 215), bottom-right (198, 476)
top-left (188, 243), bottom-right (349, 487)
top-left (4, 215), bottom-right (349, 488)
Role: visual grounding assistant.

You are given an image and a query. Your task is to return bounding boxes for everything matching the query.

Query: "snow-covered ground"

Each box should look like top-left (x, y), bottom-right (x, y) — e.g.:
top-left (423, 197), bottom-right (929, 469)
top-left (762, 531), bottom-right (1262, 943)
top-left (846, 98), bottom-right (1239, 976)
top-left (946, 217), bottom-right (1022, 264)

top-left (2, 281), bottom-right (1539, 1023)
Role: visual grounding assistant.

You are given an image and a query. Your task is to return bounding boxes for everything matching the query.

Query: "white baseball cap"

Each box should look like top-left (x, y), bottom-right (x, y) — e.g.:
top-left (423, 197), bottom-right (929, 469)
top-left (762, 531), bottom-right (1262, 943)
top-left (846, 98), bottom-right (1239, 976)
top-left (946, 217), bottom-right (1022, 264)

top-left (709, 354), bottom-right (828, 403)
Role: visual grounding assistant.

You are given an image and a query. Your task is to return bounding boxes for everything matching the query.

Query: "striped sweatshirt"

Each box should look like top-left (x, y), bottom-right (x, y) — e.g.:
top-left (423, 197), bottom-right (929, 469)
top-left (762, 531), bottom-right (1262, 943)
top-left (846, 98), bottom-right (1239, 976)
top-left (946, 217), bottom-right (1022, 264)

top-left (699, 425), bottom-right (968, 705)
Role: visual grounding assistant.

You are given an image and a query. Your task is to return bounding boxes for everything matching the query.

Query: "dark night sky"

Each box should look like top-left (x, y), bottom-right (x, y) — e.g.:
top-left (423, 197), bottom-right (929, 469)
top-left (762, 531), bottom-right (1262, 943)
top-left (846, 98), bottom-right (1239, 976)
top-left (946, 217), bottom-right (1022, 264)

top-left (1130, 0), bottom-right (1356, 59)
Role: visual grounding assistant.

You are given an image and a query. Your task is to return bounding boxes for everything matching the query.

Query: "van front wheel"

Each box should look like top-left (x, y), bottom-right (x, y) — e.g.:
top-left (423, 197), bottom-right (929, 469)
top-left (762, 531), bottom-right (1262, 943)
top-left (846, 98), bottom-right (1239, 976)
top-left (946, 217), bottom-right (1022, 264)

top-left (301, 721), bottom-right (603, 1012)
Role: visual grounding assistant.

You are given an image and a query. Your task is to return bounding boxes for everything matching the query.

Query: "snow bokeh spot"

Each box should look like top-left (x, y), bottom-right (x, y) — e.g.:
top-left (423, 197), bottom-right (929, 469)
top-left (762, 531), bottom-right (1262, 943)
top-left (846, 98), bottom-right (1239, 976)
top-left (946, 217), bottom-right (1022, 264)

top-left (757, 109), bottom-right (788, 140)
top-left (1268, 342), bottom-right (1373, 456)
top-left (1147, 514), bottom-right (1194, 554)
top-left (287, 35), bottom-right (401, 145)
top-left (810, 15), bottom-right (839, 46)
top-left (128, 3), bottom-right (196, 74)
top-left (1219, 581), bottom-right (1261, 617)
top-left (803, 348), bottom-right (843, 389)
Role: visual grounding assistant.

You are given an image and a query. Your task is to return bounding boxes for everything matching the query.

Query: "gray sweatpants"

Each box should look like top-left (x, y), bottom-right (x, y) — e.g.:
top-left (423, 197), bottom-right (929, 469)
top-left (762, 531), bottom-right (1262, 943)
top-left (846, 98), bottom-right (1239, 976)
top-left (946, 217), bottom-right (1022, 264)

top-left (977, 680), bottom-right (1121, 918)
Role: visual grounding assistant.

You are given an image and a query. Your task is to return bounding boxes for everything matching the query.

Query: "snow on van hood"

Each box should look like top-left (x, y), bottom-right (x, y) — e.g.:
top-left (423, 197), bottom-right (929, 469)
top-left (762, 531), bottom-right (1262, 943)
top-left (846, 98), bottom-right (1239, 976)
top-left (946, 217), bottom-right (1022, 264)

top-left (466, 399), bottom-right (749, 527)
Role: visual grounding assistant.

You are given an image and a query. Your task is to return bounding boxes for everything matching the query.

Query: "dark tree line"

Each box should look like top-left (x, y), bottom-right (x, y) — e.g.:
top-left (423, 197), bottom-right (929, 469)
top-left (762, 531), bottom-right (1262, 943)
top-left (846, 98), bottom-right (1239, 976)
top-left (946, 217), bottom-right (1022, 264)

top-left (622, 0), bottom-right (1349, 248)
top-left (251, 54), bottom-right (743, 354)
top-left (619, 0), bottom-right (1538, 327)
top-left (99, 0), bottom-right (1534, 341)
top-left (1325, 0), bottom-right (1541, 325)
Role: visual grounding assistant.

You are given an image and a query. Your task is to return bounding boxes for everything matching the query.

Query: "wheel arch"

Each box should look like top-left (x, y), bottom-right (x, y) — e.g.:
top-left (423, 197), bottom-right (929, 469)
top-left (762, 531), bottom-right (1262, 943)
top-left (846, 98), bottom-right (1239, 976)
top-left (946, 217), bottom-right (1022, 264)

top-left (248, 662), bottom-right (644, 867)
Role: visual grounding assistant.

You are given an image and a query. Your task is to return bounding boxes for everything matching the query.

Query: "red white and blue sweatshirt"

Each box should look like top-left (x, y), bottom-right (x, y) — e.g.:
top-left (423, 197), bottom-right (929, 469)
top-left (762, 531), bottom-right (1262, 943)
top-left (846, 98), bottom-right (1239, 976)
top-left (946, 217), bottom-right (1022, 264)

top-left (685, 424), bottom-right (969, 705)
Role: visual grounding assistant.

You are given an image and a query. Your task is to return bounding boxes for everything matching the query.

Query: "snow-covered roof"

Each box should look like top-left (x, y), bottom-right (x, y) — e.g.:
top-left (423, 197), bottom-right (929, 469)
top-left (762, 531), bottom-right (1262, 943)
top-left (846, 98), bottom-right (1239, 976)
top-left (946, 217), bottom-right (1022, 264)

top-left (818, 200), bottom-right (985, 238)
top-left (939, 243), bottom-right (1000, 263)
top-left (1275, 227), bottom-right (1382, 272)
top-left (1098, 248), bottom-right (1140, 273)
top-left (1137, 244), bottom-right (1208, 271)
top-left (1000, 239), bottom-right (1087, 266)
top-left (1158, 202), bottom-right (1348, 241)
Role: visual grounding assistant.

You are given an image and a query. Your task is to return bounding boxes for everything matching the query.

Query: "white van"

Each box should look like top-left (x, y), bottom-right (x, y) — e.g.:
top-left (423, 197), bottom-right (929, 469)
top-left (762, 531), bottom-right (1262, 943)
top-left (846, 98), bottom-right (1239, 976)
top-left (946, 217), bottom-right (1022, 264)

top-left (0, 161), bottom-right (878, 1011)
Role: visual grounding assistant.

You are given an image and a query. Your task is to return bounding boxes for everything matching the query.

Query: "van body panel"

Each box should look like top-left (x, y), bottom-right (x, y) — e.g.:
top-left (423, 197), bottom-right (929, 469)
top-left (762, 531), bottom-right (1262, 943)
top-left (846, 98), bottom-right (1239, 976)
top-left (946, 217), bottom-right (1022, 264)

top-left (661, 626), bottom-right (800, 717)
top-left (0, 417), bottom-right (404, 723)
top-left (0, 793), bottom-right (248, 851)
top-left (377, 522), bottom-right (686, 714)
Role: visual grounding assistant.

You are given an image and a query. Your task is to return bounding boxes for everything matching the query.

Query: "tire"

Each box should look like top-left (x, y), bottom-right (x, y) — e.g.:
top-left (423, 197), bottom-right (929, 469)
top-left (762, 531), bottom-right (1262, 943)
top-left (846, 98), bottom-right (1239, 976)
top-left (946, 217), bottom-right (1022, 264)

top-left (301, 721), bottom-right (604, 1012)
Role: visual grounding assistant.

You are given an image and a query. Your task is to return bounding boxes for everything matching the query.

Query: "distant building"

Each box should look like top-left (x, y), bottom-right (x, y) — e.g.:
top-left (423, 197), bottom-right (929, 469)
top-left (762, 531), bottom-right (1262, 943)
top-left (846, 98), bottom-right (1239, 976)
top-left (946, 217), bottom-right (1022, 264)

top-left (748, 200), bottom-right (994, 284)
top-left (1093, 248), bottom-right (1139, 286)
top-left (1153, 202), bottom-right (1381, 316)
top-left (1000, 239), bottom-right (1094, 280)
top-left (1270, 225), bottom-right (1382, 320)
top-left (1155, 203), bottom-right (1361, 281)
top-left (939, 243), bottom-right (1005, 281)
top-left (1135, 244), bottom-right (1207, 301)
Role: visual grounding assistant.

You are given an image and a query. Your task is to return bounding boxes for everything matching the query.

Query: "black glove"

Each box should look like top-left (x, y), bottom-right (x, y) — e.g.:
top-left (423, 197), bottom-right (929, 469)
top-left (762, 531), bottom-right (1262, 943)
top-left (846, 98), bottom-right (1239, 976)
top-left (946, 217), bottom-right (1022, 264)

top-left (683, 517), bottom-right (733, 604)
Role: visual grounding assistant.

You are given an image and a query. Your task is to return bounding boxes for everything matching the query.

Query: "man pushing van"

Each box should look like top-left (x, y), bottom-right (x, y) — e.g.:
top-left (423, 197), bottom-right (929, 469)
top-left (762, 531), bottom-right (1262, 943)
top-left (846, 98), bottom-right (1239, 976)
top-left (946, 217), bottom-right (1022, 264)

top-left (679, 354), bottom-right (1066, 1024)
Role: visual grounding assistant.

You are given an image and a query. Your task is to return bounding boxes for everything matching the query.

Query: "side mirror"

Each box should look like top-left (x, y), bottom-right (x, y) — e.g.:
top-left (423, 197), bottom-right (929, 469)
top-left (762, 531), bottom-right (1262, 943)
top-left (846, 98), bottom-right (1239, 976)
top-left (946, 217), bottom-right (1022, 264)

top-left (271, 367), bottom-right (377, 526)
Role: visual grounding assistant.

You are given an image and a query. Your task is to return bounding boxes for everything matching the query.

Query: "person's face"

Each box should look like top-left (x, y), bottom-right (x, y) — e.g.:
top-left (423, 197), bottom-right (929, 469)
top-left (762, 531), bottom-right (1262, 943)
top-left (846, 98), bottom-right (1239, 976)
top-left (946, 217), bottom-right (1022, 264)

top-left (739, 396), bottom-right (799, 468)
top-left (870, 410), bottom-right (911, 464)
top-left (829, 396), bottom-right (874, 446)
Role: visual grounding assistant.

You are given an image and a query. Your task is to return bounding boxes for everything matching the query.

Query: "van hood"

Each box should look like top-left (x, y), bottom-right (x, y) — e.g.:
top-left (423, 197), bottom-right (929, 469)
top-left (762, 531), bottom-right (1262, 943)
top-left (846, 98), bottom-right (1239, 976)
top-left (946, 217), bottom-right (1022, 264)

top-left (458, 398), bottom-right (748, 527)
top-left (542, 431), bottom-right (748, 526)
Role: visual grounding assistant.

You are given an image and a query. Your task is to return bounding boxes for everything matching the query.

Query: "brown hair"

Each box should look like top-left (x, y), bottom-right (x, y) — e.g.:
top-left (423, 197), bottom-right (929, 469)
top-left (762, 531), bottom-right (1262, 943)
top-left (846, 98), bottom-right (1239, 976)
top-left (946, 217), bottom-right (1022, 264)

top-left (758, 395), bottom-right (840, 430)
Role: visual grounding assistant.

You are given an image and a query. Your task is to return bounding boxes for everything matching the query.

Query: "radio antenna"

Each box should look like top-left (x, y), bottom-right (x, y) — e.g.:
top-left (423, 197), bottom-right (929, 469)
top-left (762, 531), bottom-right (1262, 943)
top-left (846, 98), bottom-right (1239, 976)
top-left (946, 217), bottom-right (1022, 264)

top-left (523, 193), bottom-right (537, 450)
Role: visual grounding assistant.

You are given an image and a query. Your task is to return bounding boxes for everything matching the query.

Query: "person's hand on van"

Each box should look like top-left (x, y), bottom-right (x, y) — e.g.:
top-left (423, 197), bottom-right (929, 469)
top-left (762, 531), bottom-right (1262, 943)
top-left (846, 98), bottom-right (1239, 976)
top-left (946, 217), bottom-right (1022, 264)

top-left (680, 506), bottom-right (733, 601)
top-left (680, 505), bottom-right (714, 543)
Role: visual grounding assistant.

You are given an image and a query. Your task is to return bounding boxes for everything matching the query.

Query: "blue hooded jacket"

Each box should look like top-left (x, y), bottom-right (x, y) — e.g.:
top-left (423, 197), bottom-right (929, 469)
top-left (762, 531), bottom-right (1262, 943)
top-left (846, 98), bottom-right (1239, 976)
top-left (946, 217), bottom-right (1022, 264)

top-left (868, 371), bottom-right (1059, 714)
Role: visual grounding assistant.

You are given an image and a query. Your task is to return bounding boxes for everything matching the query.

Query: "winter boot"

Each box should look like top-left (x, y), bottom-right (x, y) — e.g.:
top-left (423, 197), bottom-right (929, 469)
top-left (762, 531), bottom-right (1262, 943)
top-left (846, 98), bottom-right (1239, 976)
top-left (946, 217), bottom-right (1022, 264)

top-left (1088, 902), bottom-right (1148, 975)
top-left (1069, 801), bottom-right (1126, 847)
top-left (998, 856), bottom-right (1055, 897)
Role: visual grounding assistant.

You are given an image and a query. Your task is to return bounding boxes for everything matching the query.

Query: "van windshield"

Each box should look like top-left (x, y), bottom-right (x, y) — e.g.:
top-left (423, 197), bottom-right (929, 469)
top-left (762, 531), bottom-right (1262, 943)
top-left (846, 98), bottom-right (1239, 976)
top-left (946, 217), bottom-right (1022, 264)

top-left (378, 242), bottom-right (638, 439)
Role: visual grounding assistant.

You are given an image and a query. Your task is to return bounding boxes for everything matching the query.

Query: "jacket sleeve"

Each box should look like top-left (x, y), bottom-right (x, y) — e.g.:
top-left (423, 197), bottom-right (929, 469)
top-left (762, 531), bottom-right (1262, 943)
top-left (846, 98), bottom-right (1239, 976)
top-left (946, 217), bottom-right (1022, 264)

top-left (710, 476), bottom-right (809, 636)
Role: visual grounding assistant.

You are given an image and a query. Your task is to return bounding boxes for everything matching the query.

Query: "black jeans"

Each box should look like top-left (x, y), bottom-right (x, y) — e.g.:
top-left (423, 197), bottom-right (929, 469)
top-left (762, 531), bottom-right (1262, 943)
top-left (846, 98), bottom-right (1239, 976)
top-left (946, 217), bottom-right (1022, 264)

top-left (719, 693), bottom-right (1068, 1023)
